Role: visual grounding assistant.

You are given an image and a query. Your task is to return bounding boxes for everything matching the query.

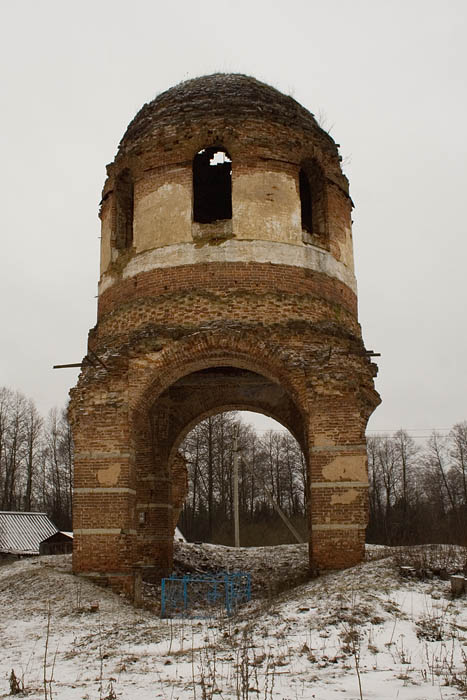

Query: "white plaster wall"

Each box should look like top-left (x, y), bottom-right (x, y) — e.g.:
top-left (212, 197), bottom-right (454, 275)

top-left (134, 182), bottom-right (192, 253)
top-left (233, 170), bottom-right (302, 244)
top-left (338, 226), bottom-right (355, 272)
top-left (100, 204), bottom-right (112, 275)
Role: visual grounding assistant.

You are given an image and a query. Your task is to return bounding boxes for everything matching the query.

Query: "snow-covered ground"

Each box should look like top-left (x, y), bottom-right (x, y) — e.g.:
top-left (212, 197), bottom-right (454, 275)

top-left (2, 543), bottom-right (467, 699)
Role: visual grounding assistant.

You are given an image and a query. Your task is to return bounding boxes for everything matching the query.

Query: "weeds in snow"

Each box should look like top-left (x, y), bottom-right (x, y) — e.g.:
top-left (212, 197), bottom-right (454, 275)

top-left (417, 598), bottom-right (454, 641)
top-left (452, 647), bottom-right (467, 692)
top-left (100, 680), bottom-right (117, 700)
top-left (6, 545), bottom-right (467, 699)
top-left (394, 634), bottom-right (412, 666)
top-left (339, 617), bottom-right (363, 699)
top-left (96, 616), bottom-right (118, 700)
top-left (394, 544), bottom-right (465, 578)
top-left (9, 669), bottom-right (23, 695)
top-left (43, 601), bottom-right (57, 700)
top-left (187, 622), bottom-right (277, 699)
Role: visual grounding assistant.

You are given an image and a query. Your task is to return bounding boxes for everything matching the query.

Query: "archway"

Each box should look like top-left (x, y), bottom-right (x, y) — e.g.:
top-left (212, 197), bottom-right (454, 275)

top-left (178, 410), bottom-right (308, 547)
top-left (131, 364), bottom-right (308, 575)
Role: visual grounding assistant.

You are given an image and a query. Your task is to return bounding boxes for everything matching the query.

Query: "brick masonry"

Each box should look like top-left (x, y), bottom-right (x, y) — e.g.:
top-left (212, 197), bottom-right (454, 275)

top-left (69, 74), bottom-right (380, 597)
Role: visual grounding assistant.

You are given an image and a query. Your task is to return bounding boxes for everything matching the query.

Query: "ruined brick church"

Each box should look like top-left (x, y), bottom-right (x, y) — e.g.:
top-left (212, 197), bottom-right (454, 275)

top-left (69, 74), bottom-right (380, 595)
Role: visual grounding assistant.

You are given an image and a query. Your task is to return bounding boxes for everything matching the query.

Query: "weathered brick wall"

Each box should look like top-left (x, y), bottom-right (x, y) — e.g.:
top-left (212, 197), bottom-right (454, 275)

top-left (97, 262), bottom-right (358, 322)
top-left (69, 74), bottom-right (380, 595)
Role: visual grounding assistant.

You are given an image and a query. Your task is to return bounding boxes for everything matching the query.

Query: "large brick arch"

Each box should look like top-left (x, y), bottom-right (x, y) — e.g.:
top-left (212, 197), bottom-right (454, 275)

top-left (122, 332), bottom-right (310, 578)
top-left (129, 330), bottom-right (308, 421)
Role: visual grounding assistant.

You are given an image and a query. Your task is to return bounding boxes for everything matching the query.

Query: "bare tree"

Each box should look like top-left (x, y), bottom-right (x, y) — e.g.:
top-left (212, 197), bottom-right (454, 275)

top-left (24, 399), bottom-right (43, 511)
top-left (450, 422), bottom-right (467, 509)
top-left (181, 412), bottom-right (307, 545)
top-left (41, 408), bottom-right (73, 529)
top-left (1, 391), bottom-right (27, 510)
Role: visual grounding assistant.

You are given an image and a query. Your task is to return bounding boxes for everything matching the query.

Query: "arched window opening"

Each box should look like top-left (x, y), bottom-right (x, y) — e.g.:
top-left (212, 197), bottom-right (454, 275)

top-left (193, 147), bottom-right (232, 224)
top-left (114, 168), bottom-right (134, 249)
top-left (299, 161), bottom-right (327, 244)
top-left (179, 410), bottom-right (307, 547)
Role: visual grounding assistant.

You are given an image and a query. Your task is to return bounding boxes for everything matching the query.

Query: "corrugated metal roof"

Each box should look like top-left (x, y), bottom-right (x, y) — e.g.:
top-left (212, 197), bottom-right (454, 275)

top-left (0, 511), bottom-right (58, 555)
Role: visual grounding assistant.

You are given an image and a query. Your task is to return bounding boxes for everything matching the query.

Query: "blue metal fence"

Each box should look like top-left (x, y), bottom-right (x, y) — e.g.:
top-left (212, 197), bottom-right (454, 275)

top-left (161, 572), bottom-right (251, 618)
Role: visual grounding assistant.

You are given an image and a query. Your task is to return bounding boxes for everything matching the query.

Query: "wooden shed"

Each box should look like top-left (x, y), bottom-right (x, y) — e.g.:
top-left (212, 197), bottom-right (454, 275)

top-left (39, 531), bottom-right (73, 555)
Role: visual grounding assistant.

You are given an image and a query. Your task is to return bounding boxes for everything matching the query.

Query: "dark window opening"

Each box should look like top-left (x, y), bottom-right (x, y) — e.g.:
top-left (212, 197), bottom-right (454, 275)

top-left (299, 168), bottom-right (313, 233)
top-left (115, 168), bottom-right (134, 249)
top-left (299, 161), bottom-right (327, 242)
top-left (193, 147), bottom-right (232, 224)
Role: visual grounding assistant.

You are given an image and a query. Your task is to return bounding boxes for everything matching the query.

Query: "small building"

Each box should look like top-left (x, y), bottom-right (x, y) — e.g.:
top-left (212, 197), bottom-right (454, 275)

top-left (0, 511), bottom-right (58, 558)
top-left (39, 531), bottom-right (73, 555)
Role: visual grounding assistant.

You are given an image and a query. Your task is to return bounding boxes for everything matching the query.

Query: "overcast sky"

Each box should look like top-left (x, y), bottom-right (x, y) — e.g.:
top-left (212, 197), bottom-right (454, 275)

top-left (1, 0), bottom-right (465, 438)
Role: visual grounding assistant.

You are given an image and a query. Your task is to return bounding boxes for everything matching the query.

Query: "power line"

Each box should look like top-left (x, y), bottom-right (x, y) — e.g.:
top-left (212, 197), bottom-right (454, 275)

top-left (366, 434), bottom-right (445, 441)
top-left (246, 425), bottom-right (452, 435)
top-left (366, 428), bottom-right (451, 433)
top-left (222, 412), bottom-right (459, 438)
top-left (366, 430), bottom-right (451, 438)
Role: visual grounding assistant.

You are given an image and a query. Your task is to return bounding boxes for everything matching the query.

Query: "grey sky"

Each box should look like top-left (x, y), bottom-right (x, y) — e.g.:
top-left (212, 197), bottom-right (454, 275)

top-left (1, 0), bottom-right (465, 436)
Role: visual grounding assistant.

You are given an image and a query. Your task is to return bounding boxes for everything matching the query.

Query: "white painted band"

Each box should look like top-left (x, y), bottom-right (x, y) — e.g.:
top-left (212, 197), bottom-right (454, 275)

top-left (99, 239), bottom-right (356, 295)
top-left (312, 523), bottom-right (365, 531)
top-left (310, 481), bottom-right (368, 488)
top-left (136, 503), bottom-right (173, 510)
top-left (74, 487), bottom-right (136, 495)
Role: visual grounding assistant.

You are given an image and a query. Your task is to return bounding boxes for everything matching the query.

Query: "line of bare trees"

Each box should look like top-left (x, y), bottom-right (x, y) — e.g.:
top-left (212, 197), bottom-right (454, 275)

top-left (2, 382), bottom-right (466, 548)
top-left (0, 387), bottom-right (72, 529)
top-left (181, 413), bottom-right (467, 548)
top-left (179, 412), bottom-right (308, 546)
top-left (367, 423), bottom-right (467, 545)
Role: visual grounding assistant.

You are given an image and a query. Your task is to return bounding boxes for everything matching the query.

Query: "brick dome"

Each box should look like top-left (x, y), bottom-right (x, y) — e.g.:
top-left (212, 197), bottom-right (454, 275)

top-left (118, 73), bottom-right (331, 157)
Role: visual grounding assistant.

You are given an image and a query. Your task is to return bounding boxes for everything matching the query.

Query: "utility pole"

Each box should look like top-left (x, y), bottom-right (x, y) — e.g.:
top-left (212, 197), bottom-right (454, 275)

top-left (233, 428), bottom-right (240, 548)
